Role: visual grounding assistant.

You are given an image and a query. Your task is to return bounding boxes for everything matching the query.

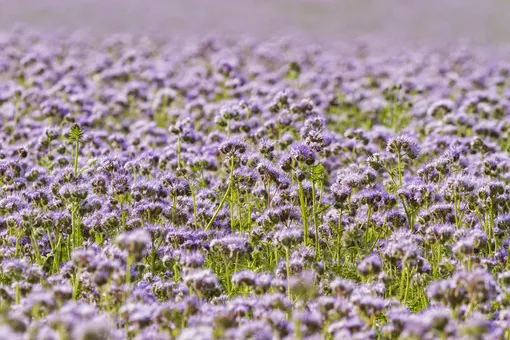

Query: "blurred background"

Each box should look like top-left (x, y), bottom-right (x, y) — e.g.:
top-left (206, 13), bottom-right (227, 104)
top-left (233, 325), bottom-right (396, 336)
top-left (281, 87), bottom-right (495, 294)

top-left (0, 0), bottom-right (509, 44)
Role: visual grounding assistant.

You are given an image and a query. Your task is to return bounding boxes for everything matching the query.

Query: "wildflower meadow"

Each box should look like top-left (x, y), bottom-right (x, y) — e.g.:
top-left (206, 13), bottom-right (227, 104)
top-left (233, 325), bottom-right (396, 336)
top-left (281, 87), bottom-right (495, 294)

top-left (0, 26), bottom-right (510, 339)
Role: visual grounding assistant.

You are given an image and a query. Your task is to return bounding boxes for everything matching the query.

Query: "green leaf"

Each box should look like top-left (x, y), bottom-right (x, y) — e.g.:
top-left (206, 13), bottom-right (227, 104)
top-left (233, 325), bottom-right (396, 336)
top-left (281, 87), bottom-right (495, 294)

top-left (286, 61), bottom-right (301, 80)
top-left (68, 123), bottom-right (84, 143)
top-left (310, 163), bottom-right (325, 183)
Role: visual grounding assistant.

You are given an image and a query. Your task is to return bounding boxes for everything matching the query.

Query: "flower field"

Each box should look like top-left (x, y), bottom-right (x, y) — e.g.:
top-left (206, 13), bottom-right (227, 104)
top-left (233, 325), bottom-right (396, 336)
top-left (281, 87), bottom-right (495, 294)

top-left (0, 27), bottom-right (510, 339)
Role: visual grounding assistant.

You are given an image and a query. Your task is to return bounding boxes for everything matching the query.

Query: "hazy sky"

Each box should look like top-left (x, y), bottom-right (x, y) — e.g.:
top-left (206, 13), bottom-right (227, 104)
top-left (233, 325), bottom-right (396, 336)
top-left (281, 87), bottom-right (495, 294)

top-left (0, 0), bottom-right (509, 44)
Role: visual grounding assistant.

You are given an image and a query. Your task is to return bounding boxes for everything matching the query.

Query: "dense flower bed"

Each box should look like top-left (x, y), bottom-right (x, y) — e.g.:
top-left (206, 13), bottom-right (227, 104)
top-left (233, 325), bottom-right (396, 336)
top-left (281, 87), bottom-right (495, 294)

top-left (0, 27), bottom-right (510, 339)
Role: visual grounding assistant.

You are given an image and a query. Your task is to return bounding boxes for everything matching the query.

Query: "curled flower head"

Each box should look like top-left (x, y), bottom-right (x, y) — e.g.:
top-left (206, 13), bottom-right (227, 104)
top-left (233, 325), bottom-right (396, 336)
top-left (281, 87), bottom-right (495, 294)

top-left (387, 135), bottom-right (421, 159)
top-left (219, 138), bottom-right (247, 156)
top-left (116, 228), bottom-right (151, 260)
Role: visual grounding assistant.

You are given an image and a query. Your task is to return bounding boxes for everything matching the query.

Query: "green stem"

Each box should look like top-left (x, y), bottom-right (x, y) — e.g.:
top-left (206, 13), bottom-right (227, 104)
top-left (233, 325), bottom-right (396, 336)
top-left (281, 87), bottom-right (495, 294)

top-left (45, 228), bottom-right (54, 252)
top-left (120, 199), bottom-right (127, 231)
top-left (312, 181), bottom-right (320, 258)
top-left (397, 152), bottom-right (403, 187)
top-left (285, 246), bottom-right (292, 301)
top-left (71, 202), bottom-right (81, 248)
top-left (74, 140), bottom-right (79, 176)
top-left (399, 265), bottom-right (407, 302)
top-left (125, 254), bottom-right (134, 299)
top-left (337, 209), bottom-right (343, 268)
top-left (267, 180), bottom-right (271, 209)
top-left (365, 205), bottom-right (372, 244)
top-left (30, 228), bottom-right (42, 264)
top-left (15, 230), bottom-right (21, 257)
top-left (507, 243), bottom-right (510, 269)
top-left (230, 181), bottom-right (235, 232)
top-left (205, 185), bottom-right (231, 231)
top-left (177, 135), bottom-right (181, 167)
top-left (298, 180), bottom-right (308, 245)
top-left (72, 268), bottom-right (81, 300)
top-left (488, 200), bottom-right (495, 254)
top-left (189, 181), bottom-right (198, 228)
top-left (172, 196), bottom-right (177, 223)
top-left (13, 97), bottom-right (21, 124)
top-left (53, 235), bottom-right (62, 273)
top-left (15, 282), bottom-right (20, 305)
top-left (205, 156), bottom-right (235, 231)
top-left (404, 267), bottom-right (411, 304)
